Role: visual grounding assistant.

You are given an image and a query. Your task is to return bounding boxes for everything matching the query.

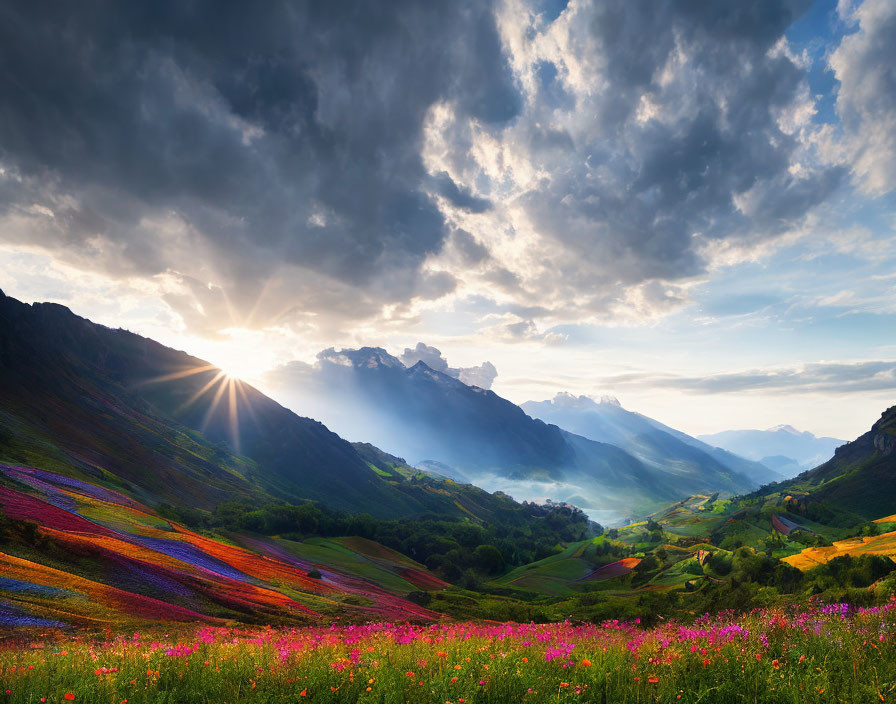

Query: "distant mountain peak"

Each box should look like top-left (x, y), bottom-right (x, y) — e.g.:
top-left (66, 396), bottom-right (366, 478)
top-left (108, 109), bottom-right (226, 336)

top-left (545, 392), bottom-right (622, 410)
top-left (318, 346), bottom-right (405, 370)
top-left (767, 424), bottom-right (806, 436)
top-left (407, 360), bottom-right (468, 388)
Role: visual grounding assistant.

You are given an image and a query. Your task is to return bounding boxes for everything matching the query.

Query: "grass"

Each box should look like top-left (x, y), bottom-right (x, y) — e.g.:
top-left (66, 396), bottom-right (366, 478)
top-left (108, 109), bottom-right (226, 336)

top-left (2, 600), bottom-right (896, 703)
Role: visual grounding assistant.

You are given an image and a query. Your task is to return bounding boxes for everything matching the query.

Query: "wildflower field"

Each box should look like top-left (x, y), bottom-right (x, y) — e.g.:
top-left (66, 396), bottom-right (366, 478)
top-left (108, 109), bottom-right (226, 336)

top-left (3, 601), bottom-right (896, 703)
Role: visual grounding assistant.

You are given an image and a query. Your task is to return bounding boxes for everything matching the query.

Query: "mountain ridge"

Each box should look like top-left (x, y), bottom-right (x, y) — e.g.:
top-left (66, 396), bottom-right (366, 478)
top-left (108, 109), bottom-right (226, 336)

top-left (0, 292), bottom-right (473, 518)
top-left (698, 425), bottom-right (845, 474)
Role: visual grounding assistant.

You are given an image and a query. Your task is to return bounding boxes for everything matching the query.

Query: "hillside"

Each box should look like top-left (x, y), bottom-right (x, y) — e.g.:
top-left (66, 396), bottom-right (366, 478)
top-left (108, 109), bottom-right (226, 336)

top-left (0, 291), bottom-right (542, 519)
top-left (781, 405), bottom-right (896, 519)
top-left (0, 462), bottom-right (442, 627)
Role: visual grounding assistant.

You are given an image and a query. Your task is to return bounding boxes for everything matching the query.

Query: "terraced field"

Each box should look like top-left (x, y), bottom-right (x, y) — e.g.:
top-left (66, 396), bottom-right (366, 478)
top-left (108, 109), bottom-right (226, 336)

top-left (783, 530), bottom-right (896, 571)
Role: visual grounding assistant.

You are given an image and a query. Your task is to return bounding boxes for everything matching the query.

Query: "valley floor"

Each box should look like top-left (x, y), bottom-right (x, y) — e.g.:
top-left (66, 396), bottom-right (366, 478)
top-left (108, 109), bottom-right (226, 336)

top-left (1, 600), bottom-right (895, 703)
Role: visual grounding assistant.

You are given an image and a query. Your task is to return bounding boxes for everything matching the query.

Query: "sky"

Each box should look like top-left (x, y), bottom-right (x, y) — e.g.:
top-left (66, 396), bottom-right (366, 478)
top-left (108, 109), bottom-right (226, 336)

top-left (1, 0), bottom-right (894, 440)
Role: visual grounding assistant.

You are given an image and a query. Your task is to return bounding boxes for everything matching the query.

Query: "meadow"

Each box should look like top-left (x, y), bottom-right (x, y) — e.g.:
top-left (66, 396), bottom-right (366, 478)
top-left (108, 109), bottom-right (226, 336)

top-left (2, 599), bottom-right (896, 703)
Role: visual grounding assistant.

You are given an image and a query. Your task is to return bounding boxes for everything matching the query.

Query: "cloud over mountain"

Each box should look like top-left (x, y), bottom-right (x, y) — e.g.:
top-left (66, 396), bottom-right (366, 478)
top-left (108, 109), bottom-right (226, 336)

top-left (399, 342), bottom-right (498, 389)
top-left (2, 0), bottom-right (884, 339)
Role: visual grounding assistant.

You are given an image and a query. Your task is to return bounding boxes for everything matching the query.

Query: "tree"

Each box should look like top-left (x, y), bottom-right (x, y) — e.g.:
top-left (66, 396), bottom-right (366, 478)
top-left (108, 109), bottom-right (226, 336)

top-left (473, 544), bottom-right (506, 574)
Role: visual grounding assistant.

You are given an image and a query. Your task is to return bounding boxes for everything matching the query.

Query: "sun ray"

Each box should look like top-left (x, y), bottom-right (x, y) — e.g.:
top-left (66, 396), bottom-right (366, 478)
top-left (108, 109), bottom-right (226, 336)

top-left (243, 277), bottom-right (277, 330)
top-left (176, 370), bottom-right (228, 414)
top-left (226, 377), bottom-right (240, 454)
top-left (234, 378), bottom-right (261, 429)
top-left (199, 374), bottom-right (231, 435)
top-left (132, 364), bottom-right (219, 387)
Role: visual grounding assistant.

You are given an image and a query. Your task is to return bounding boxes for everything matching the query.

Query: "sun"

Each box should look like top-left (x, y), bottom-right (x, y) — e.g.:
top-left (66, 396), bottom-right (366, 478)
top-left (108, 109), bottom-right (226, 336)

top-left (209, 353), bottom-right (266, 384)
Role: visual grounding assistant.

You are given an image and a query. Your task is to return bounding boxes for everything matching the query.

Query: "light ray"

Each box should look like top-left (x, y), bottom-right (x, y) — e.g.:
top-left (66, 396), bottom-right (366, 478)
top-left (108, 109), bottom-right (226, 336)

top-left (133, 363), bottom-right (218, 387)
top-left (176, 370), bottom-right (228, 414)
top-left (234, 378), bottom-right (261, 429)
top-left (199, 374), bottom-right (231, 435)
top-left (227, 377), bottom-right (240, 454)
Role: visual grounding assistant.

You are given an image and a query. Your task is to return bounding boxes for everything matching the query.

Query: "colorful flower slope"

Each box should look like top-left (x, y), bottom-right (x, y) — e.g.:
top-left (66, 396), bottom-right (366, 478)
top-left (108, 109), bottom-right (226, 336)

top-left (0, 463), bottom-right (442, 627)
top-left (2, 600), bottom-right (896, 703)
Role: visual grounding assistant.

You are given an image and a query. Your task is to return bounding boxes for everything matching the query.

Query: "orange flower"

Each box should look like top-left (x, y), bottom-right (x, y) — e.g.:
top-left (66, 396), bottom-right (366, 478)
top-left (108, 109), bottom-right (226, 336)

top-left (771, 659), bottom-right (780, 670)
top-left (64, 695), bottom-right (75, 702)
top-left (648, 675), bottom-right (659, 684)
top-left (300, 689), bottom-right (307, 697)
top-left (437, 651), bottom-right (447, 658)
top-left (521, 657), bottom-right (528, 663)
top-left (581, 659), bottom-right (591, 667)
top-left (454, 664), bottom-right (462, 670)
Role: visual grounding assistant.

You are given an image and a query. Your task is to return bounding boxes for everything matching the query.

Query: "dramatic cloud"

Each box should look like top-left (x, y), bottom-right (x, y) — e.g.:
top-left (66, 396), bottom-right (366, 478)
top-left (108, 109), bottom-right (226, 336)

top-left (400, 342), bottom-right (498, 389)
top-left (0, 0), bottom-right (519, 334)
top-left (424, 0), bottom-right (844, 323)
top-left (0, 0), bottom-right (859, 339)
top-left (828, 0), bottom-right (896, 194)
top-left (602, 360), bottom-right (896, 395)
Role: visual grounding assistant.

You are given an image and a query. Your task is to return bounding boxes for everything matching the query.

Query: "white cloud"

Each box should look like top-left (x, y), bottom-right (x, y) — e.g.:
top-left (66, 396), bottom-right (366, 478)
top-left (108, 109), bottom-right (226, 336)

top-left (829, 0), bottom-right (896, 195)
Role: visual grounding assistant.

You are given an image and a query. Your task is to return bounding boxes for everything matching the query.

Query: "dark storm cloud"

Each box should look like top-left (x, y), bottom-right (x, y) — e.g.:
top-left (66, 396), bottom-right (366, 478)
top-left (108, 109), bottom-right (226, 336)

top-left (0, 0), bottom-right (866, 335)
top-left (517, 0), bottom-right (846, 290)
top-left (0, 0), bottom-right (519, 329)
top-left (421, 0), bottom-right (849, 322)
top-left (602, 360), bottom-right (896, 394)
top-left (431, 173), bottom-right (492, 214)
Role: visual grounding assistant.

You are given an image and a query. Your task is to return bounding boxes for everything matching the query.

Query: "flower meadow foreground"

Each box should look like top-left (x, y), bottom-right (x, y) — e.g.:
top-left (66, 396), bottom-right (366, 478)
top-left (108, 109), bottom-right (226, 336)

top-left (2, 600), bottom-right (896, 703)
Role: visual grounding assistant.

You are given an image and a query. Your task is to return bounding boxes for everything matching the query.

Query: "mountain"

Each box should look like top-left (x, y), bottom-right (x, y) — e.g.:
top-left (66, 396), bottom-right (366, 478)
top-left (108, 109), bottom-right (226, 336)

top-left (522, 393), bottom-right (779, 490)
top-left (266, 350), bottom-right (767, 521)
top-left (698, 425), bottom-right (844, 475)
top-left (780, 405), bottom-right (896, 519)
top-left (0, 290), bottom-right (493, 518)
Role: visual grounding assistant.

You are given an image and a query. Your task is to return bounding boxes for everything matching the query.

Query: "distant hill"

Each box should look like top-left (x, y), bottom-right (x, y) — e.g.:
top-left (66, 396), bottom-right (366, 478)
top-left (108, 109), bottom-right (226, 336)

top-left (698, 425), bottom-right (844, 475)
top-left (267, 351), bottom-right (768, 521)
top-left (522, 393), bottom-right (778, 489)
top-left (782, 405), bottom-right (896, 519)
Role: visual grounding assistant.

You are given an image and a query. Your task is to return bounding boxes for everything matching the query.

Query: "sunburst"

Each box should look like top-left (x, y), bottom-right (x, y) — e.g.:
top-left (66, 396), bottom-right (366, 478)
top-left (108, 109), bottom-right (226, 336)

top-left (135, 364), bottom-right (254, 455)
